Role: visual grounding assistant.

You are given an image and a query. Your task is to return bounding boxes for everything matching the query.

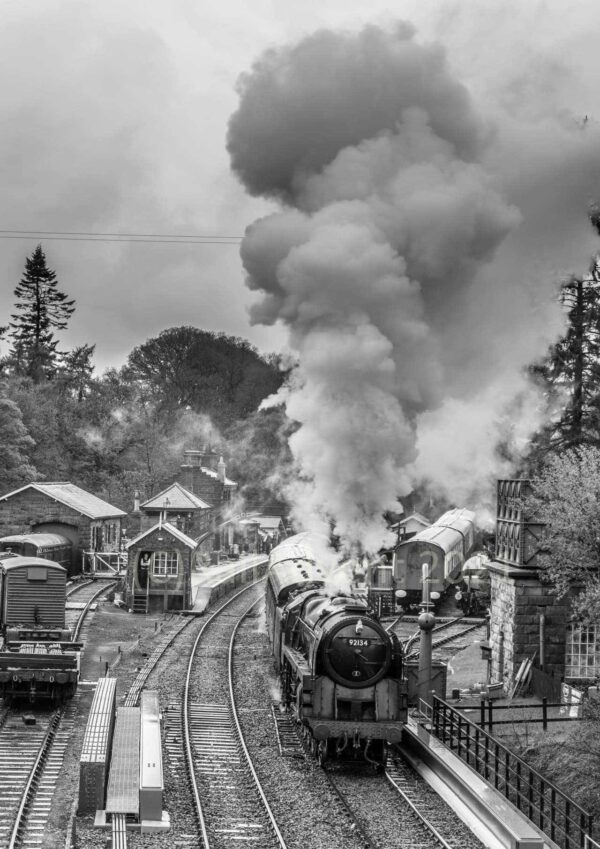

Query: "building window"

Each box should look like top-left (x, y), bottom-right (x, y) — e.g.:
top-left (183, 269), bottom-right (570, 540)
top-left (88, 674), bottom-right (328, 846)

top-left (565, 624), bottom-right (600, 678)
top-left (153, 551), bottom-right (179, 577)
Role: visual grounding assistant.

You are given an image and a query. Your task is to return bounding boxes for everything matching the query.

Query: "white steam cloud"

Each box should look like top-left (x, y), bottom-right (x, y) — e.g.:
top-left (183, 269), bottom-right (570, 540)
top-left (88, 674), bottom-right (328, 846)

top-left (227, 21), bottom-right (600, 549)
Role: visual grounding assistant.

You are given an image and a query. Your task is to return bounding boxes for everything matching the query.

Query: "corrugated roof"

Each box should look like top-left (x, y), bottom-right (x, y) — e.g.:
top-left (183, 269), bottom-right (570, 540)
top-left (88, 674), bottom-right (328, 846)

top-left (0, 483), bottom-right (126, 519)
top-left (126, 521), bottom-right (197, 550)
top-left (141, 482), bottom-right (212, 511)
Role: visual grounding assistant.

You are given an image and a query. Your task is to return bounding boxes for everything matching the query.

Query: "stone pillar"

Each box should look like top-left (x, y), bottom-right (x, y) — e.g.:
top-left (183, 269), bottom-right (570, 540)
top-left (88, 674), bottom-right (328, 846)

top-left (488, 561), bottom-right (569, 692)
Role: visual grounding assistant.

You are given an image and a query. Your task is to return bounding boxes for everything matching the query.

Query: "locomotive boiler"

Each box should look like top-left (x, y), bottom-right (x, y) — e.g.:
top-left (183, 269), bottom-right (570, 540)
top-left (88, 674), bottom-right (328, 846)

top-left (393, 508), bottom-right (476, 610)
top-left (0, 556), bottom-right (80, 702)
top-left (266, 534), bottom-right (407, 768)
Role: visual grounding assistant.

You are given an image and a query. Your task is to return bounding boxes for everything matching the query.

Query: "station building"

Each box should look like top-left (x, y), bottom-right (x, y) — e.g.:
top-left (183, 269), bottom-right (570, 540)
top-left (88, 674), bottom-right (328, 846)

top-left (488, 479), bottom-right (598, 697)
top-left (122, 445), bottom-right (240, 612)
top-left (0, 481), bottom-right (126, 575)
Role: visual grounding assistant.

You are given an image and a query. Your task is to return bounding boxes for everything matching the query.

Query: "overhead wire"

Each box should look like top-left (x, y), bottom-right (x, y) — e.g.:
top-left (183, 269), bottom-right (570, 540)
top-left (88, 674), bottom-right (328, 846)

top-left (0, 229), bottom-right (243, 245)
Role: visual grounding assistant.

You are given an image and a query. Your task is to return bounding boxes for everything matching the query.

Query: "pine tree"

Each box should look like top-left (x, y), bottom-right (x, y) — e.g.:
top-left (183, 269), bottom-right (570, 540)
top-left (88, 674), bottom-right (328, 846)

top-left (8, 245), bottom-right (75, 382)
top-left (535, 260), bottom-right (600, 449)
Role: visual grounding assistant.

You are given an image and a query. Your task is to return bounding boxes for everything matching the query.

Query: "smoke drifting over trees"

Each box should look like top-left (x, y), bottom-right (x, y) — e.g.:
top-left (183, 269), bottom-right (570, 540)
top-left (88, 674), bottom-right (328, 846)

top-left (228, 22), bottom-right (600, 547)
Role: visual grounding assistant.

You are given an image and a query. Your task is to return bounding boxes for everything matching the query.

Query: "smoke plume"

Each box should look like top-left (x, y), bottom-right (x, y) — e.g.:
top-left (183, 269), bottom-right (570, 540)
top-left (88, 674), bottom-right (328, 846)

top-left (227, 22), bottom-right (600, 548)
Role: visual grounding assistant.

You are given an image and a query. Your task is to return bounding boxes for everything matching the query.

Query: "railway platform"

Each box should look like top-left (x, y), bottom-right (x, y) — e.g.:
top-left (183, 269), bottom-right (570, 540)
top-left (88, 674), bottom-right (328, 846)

top-left (404, 716), bottom-right (546, 849)
top-left (187, 553), bottom-right (268, 613)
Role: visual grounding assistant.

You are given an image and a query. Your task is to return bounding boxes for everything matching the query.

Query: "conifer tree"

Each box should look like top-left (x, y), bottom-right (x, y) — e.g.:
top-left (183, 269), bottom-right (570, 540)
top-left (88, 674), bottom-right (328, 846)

top-left (532, 259), bottom-right (600, 451)
top-left (8, 245), bottom-right (75, 382)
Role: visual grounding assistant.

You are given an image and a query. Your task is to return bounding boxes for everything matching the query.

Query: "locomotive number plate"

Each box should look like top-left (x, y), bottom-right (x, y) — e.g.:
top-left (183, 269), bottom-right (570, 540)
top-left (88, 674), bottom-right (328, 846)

top-left (346, 638), bottom-right (371, 647)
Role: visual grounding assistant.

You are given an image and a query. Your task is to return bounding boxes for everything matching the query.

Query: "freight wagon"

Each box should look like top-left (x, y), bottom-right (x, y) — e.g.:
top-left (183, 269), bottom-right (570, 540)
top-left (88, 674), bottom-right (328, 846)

top-left (0, 556), bottom-right (80, 701)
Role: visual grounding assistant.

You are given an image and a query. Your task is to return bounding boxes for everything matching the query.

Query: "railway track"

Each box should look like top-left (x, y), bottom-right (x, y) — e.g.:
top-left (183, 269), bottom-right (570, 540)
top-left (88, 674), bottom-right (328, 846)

top-left (270, 699), bottom-right (487, 849)
top-left (137, 581), bottom-right (491, 849)
top-left (183, 583), bottom-right (287, 849)
top-left (123, 615), bottom-right (190, 707)
top-left (65, 578), bottom-right (117, 639)
top-left (65, 578), bottom-right (95, 599)
top-left (0, 707), bottom-right (64, 849)
top-left (404, 616), bottom-right (486, 660)
top-left (385, 749), bottom-right (487, 848)
top-left (0, 581), bottom-right (113, 849)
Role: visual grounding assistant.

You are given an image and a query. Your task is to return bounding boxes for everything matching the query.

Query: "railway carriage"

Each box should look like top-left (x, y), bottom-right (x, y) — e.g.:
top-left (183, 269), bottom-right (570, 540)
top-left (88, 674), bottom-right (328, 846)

top-left (393, 508), bottom-right (476, 610)
top-left (0, 556), bottom-right (80, 701)
top-left (266, 533), bottom-right (407, 768)
top-left (0, 532), bottom-right (72, 571)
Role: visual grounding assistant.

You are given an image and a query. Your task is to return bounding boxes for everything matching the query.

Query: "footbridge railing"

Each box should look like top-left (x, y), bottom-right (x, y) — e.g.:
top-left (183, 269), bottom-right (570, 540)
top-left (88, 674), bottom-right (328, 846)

top-left (428, 695), bottom-right (593, 849)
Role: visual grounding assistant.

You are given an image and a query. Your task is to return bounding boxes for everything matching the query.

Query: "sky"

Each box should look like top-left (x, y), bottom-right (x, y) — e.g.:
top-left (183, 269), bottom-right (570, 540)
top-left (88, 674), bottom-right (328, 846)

top-left (2, 0), bottom-right (599, 372)
top-left (4, 0), bottom-right (600, 537)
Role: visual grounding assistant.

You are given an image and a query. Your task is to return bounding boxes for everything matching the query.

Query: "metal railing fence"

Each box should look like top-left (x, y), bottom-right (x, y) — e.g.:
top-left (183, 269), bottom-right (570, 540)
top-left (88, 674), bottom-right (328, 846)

top-left (477, 698), bottom-right (584, 731)
top-left (430, 696), bottom-right (593, 849)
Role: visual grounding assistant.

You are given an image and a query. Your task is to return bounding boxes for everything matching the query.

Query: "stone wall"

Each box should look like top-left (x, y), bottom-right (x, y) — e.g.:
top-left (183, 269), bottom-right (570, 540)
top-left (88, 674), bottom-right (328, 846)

top-left (0, 489), bottom-right (91, 553)
top-left (489, 562), bottom-right (569, 691)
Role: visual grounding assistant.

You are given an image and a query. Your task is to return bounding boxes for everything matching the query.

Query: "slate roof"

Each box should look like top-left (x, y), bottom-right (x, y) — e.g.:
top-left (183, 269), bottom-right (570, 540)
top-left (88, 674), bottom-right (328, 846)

top-left (125, 521), bottom-right (197, 550)
top-left (0, 482), bottom-right (126, 519)
top-left (140, 482), bottom-right (212, 511)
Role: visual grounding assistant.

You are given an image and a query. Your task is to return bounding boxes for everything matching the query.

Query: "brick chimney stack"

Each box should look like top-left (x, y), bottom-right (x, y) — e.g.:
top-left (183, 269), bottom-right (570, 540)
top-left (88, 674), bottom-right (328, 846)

top-left (217, 456), bottom-right (226, 483)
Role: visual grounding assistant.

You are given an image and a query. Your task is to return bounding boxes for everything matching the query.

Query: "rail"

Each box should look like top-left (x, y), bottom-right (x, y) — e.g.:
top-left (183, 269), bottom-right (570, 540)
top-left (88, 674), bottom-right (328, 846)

top-left (405, 618), bottom-right (484, 660)
top-left (385, 756), bottom-right (456, 849)
top-left (429, 695), bottom-right (593, 849)
top-left (73, 581), bottom-right (116, 641)
top-left (8, 708), bottom-right (63, 849)
top-left (182, 578), bottom-right (267, 849)
top-left (404, 615), bottom-right (470, 654)
top-left (229, 597), bottom-right (289, 848)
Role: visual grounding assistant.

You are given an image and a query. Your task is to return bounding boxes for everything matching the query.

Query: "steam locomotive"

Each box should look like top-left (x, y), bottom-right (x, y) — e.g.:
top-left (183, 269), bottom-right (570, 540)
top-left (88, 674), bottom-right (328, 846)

top-left (0, 556), bottom-right (80, 702)
top-left (393, 508), bottom-right (476, 610)
top-left (453, 552), bottom-right (491, 615)
top-left (265, 533), bottom-right (407, 768)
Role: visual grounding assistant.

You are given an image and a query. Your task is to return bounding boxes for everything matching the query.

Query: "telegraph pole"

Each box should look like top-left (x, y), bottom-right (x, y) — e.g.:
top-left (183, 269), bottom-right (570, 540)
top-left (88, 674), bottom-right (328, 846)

top-left (417, 562), bottom-right (436, 709)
